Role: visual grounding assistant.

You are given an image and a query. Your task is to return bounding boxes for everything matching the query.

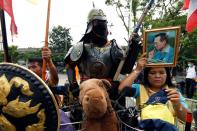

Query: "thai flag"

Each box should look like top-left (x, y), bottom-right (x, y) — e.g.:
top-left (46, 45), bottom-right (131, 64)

top-left (182, 0), bottom-right (197, 32)
top-left (0, 0), bottom-right (17, 35)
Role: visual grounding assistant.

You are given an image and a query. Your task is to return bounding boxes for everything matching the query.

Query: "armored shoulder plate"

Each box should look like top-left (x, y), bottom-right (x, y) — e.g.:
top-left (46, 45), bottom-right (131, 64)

top-left (64, 46), bottom-right (73, 64)
top-left (0, 63), bottom-right (59, 131)
top-left (70, 42), bottom-right (84, 62)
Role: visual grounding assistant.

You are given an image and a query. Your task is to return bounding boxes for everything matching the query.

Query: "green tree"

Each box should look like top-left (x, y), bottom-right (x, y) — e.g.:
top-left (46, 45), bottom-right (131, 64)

top-left (9, 45), bottom-right (19, 63)
top-left (0, 47), bottom-right (41, 63)
top-left (105, 0), bottom-right (140, 34)
top-left (105, 0), bottom-right (186, 33)
top-left (19, 49), bottom-right (41, 62)
top-left (0, 52), bottom-right (4, 62)
top-left (49, 25), bottom-right (72, 54)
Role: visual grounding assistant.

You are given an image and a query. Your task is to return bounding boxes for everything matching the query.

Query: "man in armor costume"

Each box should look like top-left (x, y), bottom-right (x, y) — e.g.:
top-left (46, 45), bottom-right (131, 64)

top-left (64, 8), bottom-right (141, 99)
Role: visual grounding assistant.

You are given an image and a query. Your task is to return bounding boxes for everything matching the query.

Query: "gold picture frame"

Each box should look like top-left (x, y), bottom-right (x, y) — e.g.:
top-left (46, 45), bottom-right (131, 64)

top-left (143, 26), bottom-right (181, 67)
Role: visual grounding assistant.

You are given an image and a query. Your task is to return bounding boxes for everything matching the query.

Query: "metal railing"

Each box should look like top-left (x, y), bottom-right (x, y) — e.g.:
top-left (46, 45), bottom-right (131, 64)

top-left (185, 98), bottom-right (197, 113)
top-left (186, 98), bottom-right (197, 130)
top-left (176, 98), bottom-right (197, 131)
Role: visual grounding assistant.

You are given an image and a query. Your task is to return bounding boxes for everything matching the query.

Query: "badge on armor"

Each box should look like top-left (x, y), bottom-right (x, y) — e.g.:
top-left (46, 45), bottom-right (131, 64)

top-left (89, 61), bottom-right (106, 77)
top-left (0, 63), bottom-right (59, 131)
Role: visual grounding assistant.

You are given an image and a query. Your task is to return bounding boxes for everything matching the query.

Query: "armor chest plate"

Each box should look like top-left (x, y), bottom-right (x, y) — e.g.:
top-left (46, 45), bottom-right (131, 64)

top-left (79, 43), bottom-right (113, 78)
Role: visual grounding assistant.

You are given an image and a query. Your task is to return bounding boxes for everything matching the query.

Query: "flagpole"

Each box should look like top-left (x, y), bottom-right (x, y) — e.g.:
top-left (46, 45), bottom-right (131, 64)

top-left (42, 0), bottom-right (51, 80)
top-left (0, 9), bottom-right (11, 62)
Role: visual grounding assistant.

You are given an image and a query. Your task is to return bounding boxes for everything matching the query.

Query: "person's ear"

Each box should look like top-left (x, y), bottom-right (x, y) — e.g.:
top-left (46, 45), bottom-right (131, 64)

top-left (99, 79), bottom-right (111, 90)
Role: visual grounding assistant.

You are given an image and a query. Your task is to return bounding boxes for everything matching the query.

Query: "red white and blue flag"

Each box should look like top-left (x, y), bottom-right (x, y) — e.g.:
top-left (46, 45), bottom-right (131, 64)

top-left (0, 0), bottom-right (17, 35)
top-left (182, 0), bottom-right (197, 32)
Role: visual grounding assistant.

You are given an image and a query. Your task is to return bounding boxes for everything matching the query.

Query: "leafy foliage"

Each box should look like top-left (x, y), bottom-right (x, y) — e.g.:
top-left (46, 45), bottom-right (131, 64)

top-left (0, 52), bottom-right (4, 62)
top-left (48, 25), bottom-right (73, 69)
top-left (8, 45), bottom-right (19, 63)
top-left (49, 25), bottom-right (72, 54)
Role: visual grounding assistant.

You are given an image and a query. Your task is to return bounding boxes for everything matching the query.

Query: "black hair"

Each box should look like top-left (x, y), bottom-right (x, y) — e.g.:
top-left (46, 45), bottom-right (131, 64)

top-left (28, 58), bottom-right (43, 67)
top-left (143, 67), bottom-right (174, 87)
top-left (187, 60), bottom-right (194, 64)
top-left (154, 32), bottom-right (168, 43)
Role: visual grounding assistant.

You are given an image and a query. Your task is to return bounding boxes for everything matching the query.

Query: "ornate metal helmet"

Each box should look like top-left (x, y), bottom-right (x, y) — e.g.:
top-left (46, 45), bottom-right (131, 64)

top-left (87, 8), bottom-right (107, 24)
top-left (0, 63), bottom-right (59, 131)
top-left (86, 8), bottom-right (107, 34)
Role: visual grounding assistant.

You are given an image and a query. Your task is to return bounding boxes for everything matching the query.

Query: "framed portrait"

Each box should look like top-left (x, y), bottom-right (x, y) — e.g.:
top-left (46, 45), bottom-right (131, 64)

top-left (143, 26), bottom-right (181, 67)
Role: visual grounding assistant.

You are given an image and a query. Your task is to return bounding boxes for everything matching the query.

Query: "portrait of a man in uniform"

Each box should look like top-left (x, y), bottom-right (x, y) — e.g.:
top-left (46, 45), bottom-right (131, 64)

top-left (143, 26), bottom-right (181, 67)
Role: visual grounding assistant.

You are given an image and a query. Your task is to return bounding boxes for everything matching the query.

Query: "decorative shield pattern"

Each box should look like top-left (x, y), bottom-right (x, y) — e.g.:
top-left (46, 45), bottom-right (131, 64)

top-left (0, 63), bottom-right (60, 131)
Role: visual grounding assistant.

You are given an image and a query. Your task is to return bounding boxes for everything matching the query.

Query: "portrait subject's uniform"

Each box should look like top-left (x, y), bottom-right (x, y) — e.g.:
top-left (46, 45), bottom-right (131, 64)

top-left (152, 44), bottom-right (174, 63)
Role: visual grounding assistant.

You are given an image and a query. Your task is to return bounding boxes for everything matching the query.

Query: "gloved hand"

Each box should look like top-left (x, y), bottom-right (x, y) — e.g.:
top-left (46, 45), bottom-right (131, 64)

top-left (129, 33), bottom-right (141, 45)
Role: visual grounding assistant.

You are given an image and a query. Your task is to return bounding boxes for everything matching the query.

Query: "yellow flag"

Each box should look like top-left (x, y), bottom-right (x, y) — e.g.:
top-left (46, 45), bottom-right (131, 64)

top-left (27, 0), bottom-right (39, 5)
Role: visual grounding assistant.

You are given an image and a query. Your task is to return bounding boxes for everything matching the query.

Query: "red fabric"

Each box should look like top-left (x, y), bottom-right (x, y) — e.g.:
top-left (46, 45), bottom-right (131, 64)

top-left (186, 9), bottom-right (197, 32)
top-left (181, 0), bottom-right (190, 10)
top-left (0, 0), bottom-right (17, 35)
top-left (186, 112), bottom-right (193, 123)
top-left (181, 0), bottom-right (197, 32)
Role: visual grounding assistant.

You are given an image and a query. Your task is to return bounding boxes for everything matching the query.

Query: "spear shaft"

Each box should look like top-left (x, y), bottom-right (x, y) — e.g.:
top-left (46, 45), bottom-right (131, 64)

top-left (113, 0), bottom-right (154, 81)
top-left (42, 0), bottom-right (51, 80)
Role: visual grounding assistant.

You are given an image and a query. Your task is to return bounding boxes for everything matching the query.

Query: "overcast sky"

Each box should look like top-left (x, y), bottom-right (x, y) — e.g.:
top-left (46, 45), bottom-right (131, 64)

top-left (4, 0), bottom-right (129, 48)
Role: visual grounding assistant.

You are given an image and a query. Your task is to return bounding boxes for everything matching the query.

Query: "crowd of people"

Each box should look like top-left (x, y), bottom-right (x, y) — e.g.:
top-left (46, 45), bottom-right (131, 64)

top-left (21, 8), bottom-right (196, 131)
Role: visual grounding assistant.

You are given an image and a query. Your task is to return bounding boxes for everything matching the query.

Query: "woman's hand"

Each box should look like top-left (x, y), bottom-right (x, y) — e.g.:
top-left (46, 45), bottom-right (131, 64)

top-left (129, 33), bottom-right (141, 44)
top-left (135, 53), bottom-right (147, 71)
top-left (165, 88), bottom-right (180, 105)
top-left (165, 88), bottom-right (189, 122)
top-left (148, 50), bottom-right (155, 59)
